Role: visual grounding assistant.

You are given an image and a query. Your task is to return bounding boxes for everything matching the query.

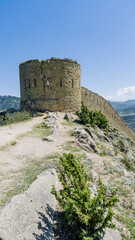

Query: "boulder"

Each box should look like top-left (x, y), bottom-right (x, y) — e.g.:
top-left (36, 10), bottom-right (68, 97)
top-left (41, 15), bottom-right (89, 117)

top-left (74, 129), bottom-right (99, 153)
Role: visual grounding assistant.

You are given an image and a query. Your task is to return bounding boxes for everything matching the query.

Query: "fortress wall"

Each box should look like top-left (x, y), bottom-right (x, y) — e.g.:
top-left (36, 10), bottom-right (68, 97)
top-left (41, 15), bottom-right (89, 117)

top-left (20, 58), bottom-right (81, 112)
top-left (19, 57), bottom-right (135, 141)
top-left (81, 87), bottom-right (135, 142)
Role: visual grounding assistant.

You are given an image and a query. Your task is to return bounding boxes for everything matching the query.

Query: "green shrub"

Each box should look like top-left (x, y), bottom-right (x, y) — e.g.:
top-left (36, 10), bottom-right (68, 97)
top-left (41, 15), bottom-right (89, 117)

top-left (76, 102), bottom-right (108, 129)
top-left (51, 153), bottom-right (119, 239)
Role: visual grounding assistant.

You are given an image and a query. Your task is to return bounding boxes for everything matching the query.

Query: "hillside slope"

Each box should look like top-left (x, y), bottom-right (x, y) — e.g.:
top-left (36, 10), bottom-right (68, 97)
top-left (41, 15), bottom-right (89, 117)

top-left (0, 112), bottom-right (135, 239)
top-left (0, 95), bottom-right (20, 110)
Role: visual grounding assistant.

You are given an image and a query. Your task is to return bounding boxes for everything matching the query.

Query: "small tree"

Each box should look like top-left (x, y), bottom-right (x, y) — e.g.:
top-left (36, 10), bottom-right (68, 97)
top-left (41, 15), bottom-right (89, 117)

top-left (51, 153), bottom-right (119, 239)
top-left (76, 102), bottom-right (108, 129)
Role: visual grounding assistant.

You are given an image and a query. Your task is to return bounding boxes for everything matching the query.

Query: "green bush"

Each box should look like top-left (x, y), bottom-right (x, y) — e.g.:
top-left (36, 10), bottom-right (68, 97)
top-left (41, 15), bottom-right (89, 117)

top-left (76, 102), bottom-right (108, 129)
top-left (51, 153), bottom-right (119, 239)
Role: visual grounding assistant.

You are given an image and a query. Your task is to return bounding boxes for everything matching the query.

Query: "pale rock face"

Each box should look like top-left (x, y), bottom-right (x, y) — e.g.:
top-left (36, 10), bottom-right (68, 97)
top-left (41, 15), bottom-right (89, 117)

top-left (0, 169), bottom-right (58, 240)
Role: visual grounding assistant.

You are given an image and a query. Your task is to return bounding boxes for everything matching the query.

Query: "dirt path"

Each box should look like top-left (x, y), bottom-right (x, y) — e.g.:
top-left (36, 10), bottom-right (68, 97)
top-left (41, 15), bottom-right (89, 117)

top-left (0, 113), bottom-right (74, 208)
top-left (0, 116), bottom-right (44, 147)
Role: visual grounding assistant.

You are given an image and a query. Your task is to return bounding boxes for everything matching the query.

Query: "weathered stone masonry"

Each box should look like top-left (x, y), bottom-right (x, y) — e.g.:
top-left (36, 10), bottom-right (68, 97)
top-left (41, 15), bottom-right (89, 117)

top-left (20, 58), bottom-right (81, 112)
top-left (19, 58), bottom-right (135, 142)
top-left (81, 87), bottom-right (135, 142)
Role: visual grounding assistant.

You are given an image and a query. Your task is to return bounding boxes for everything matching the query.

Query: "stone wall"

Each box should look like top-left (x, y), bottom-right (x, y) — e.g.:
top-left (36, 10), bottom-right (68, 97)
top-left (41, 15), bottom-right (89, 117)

top-left (19, 57), bottom-right (135, 141)
top-left (81, 87), bottom-right (135, 142)
top-left (20, 58), bottom-right (81, 112)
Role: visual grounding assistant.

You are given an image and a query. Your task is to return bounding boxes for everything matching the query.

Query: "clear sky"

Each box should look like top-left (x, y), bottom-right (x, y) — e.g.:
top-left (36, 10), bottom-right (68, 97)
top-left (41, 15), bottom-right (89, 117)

top-left (0, 0), bottom-right (135, 101)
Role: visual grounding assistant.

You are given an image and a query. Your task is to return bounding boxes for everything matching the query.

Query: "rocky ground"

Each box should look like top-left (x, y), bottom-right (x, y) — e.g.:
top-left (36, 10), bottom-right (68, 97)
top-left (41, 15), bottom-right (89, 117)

top-left (0, 112), bottom-right (135, 239)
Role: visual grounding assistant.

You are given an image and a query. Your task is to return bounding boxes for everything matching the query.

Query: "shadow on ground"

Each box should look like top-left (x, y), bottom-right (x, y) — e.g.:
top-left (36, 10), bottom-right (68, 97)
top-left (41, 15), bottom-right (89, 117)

top-left (33, 205), bottom-right (102, 240)
top-left (53, 210), bottom-right (79, 240)
top-left (33, 204), bottom-right (55, 240)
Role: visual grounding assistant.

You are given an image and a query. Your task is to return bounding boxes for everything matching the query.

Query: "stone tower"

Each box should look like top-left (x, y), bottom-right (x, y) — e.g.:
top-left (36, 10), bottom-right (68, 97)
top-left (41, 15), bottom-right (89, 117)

top-left (19, 58), bottom-right (81, 112)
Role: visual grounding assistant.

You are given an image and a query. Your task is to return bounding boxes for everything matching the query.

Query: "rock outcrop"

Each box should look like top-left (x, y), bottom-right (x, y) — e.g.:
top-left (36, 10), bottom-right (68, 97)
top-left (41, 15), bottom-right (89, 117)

top-left (0, 169), bottom-right (58, 240)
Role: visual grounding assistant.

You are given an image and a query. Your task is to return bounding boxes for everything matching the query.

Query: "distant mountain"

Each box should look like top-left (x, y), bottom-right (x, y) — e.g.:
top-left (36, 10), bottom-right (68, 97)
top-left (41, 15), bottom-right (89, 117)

top-left (110, 100), bottom-right (135, 116)
top-left (122, 115), bottom-right (135, 133)
top-left (0, 96), bottom-right (20, 110)
top-left (110, 100), bottom-right (135, 132)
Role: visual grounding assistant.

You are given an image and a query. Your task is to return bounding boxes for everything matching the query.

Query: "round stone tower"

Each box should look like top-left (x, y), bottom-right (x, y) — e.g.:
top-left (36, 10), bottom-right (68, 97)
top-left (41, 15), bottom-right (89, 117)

top-left (19, 58), bottom-right (81, 112)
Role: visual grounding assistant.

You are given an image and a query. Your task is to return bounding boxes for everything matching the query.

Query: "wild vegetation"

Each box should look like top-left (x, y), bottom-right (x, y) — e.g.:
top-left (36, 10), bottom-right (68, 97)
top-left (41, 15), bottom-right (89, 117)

top-left (52, 153), bottom-right (119, 240)
top-left (76, 101), bottom-right (108, 129)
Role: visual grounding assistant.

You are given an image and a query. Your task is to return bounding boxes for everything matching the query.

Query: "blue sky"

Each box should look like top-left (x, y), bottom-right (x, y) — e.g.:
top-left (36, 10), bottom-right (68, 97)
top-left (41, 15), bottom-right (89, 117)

top-left (0, 0), bottom-right (135, 101)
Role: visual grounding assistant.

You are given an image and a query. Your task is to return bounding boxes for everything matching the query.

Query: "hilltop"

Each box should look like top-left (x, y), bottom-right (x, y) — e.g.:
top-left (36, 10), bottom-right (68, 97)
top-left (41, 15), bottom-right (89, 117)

top-left (0, 111), bottom-right (135, 239)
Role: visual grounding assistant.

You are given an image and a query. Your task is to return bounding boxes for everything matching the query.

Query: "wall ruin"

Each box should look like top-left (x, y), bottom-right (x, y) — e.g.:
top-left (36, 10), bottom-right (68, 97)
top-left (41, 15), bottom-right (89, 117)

top-left (82, 87), bottom-right (135, 142)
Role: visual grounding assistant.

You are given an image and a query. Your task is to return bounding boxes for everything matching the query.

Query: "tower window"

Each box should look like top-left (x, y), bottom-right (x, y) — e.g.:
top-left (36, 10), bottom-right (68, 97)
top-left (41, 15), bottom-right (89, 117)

top-left (47, 80), bottom-right (49, 87)
top-left (34, 79), bottom-right (36, 87)
top-left (72, 79), bottom-right (74, 88)
top-left (28, 82), bottom-right (31, 89)
top-left (60, 78), bottom-right (62, 87)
